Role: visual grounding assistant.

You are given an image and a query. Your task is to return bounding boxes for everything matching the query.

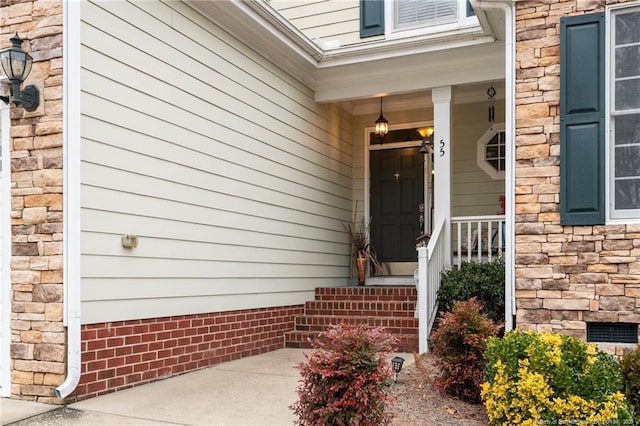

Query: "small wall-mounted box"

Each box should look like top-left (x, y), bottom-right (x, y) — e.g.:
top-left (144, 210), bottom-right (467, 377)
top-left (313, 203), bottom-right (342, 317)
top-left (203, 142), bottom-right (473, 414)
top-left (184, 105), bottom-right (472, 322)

top-left (121, 234), bottom-right (138, 248)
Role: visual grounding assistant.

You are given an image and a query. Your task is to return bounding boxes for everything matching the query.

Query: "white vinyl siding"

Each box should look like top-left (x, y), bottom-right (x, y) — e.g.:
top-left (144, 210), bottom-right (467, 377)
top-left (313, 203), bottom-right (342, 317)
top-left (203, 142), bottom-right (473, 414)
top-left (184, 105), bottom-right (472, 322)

top-left (452, 102), bottom-right (505, 216)
top-left (80, 0), bottom-right (353, 324)
top-left (270, 0), bottom-right (365, 47)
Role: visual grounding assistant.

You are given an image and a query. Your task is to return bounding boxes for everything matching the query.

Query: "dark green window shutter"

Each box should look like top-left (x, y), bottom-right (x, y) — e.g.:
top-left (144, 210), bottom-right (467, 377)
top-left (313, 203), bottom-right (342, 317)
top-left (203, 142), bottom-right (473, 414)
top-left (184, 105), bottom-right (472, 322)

top-left (360, 0), bottom-right (384, 38)
top-left (467, 0), bottom-right (475, 17)
top-left (560, 13), bottom-right (605, 225)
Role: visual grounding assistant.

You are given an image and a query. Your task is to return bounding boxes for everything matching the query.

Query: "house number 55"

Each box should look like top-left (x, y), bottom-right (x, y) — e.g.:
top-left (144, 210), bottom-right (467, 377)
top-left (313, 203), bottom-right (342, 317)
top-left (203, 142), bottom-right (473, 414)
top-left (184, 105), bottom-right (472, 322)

top-left (439, 139), bottom-right (445, 157)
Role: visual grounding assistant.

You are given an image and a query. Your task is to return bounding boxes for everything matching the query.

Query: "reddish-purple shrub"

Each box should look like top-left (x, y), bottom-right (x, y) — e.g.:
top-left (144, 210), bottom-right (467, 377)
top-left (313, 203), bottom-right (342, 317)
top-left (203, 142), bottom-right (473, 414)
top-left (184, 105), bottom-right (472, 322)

top-left (430, 297), bottom-right (501, 403)
top-left (290, 323), bottom-right (398, 426)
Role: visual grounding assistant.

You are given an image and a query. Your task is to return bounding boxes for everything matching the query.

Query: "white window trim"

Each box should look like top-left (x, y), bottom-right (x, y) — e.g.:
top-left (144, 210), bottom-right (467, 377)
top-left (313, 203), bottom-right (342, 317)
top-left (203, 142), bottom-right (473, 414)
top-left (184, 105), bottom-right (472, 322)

top-left (606, 3), bottom-right (640, 224)
top-left (384, 0), bottom-right (479, 41)
top-left (477, 123), bottom-right (506, 180)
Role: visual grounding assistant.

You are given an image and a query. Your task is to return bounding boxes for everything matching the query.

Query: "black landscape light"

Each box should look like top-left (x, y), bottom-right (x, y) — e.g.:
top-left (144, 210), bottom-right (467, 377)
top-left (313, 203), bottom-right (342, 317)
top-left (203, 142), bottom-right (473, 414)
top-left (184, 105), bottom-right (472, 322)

top-left (391, 356), bottom-right (405, 382)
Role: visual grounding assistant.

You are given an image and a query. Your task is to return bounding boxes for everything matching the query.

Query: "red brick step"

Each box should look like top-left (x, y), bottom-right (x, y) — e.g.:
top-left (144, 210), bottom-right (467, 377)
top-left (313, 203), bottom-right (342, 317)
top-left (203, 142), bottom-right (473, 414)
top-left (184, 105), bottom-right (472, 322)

top-left (284, 286), bottom-right (418, 352)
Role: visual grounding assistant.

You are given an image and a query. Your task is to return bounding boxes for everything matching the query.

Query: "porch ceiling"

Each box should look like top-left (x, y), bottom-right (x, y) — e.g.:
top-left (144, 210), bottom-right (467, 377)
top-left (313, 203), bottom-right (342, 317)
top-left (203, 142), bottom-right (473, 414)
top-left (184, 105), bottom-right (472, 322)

top-left (346, 81), bottom-right (505, 116)
top-left (314, 41), bottom-right (505, 104)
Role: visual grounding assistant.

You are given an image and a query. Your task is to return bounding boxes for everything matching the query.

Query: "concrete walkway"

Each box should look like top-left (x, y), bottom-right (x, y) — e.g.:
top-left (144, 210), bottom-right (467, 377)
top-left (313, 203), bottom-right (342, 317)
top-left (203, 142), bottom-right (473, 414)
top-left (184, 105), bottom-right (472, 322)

top-left (2, 348), bottom-right (413, 425)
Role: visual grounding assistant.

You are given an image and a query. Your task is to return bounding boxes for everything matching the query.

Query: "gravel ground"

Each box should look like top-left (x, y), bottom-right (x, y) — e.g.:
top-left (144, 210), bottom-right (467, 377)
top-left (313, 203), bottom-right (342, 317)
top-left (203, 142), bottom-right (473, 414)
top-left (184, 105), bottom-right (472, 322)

top-left (390, 352), bottom-right (489, 426)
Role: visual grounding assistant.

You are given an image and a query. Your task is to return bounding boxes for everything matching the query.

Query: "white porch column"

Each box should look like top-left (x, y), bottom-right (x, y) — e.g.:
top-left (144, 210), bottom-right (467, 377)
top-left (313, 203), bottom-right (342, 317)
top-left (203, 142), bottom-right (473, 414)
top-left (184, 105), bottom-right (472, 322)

top-left (432, 86), bottom-right (452, 265)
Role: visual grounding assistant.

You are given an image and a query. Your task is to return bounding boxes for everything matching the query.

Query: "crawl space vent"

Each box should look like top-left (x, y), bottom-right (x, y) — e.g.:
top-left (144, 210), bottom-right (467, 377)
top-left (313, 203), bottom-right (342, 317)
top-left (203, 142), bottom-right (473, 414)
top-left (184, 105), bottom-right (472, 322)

top-left (586, 322), bottom-right (638, 344)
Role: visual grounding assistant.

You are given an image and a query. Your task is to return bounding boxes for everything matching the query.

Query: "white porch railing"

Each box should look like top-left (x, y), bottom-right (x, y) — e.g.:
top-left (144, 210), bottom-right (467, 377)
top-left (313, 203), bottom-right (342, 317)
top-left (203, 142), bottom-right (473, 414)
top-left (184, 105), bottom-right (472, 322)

top-left (451, 215), bottom-right (505, 269)
top-left (416, 214), bottom-right (505, 352)
top-left (416, 216), bottom-right (446, 353)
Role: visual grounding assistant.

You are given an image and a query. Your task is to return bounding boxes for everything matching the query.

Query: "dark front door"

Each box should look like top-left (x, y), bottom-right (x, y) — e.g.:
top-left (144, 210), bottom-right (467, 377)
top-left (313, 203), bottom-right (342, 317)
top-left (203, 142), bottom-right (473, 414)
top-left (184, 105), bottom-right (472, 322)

top-left (370, 147), bottom-right (424, 262)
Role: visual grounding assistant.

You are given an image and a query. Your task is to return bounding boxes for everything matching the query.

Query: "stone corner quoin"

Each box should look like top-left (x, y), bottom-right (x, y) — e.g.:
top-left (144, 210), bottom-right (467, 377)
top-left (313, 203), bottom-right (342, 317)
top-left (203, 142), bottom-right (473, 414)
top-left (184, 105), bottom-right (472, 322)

top-left (3, 0), bottom-right (66, 403)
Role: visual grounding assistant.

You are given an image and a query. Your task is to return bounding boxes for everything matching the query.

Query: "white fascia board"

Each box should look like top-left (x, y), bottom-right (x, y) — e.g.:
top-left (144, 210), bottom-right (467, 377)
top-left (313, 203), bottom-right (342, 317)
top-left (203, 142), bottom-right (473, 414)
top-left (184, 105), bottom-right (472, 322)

top-left (470, 2), bottom-right (501, 40)
top-left (186, 0), bottom-right (321, 88)
top-left (318, 26), bottom-right (493, 68)
top-left (240, 0), bottom-right (324, 61)
top-left (315, 41), bottom-right (505, 103)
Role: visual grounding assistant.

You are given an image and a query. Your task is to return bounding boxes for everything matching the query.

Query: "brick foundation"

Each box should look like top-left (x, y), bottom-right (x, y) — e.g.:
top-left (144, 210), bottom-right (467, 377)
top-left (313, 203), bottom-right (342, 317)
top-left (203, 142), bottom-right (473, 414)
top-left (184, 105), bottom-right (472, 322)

top-left (72, 305), bottom-right (303, 401)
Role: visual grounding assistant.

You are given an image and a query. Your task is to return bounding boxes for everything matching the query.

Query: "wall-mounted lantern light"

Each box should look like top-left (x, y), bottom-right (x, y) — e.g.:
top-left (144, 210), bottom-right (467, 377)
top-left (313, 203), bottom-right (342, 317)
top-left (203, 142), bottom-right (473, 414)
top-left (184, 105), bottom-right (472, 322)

top-left (374, 97), bottom-right (389, 144)
top-left (418, 126), bottom-right (434, 154)
top-left (0, 33), bottom-right (39, 111)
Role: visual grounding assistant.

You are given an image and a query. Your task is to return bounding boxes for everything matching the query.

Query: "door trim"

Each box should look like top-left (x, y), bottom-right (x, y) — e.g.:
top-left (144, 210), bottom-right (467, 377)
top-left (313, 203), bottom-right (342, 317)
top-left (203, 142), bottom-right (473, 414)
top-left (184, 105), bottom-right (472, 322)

top-left (363, 121), bottom-right (432, 275)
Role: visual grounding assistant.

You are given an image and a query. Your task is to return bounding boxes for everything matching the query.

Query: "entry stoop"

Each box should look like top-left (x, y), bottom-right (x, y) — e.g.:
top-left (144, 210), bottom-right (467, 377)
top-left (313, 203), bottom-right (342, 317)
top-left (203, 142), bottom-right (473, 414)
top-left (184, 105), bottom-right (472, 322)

top-left (284, 286), bottom-right (418, 352)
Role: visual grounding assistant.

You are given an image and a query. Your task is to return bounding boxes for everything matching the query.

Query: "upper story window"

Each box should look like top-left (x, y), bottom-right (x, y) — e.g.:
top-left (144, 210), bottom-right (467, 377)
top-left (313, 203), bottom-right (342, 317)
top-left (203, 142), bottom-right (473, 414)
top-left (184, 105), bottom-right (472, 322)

top-left (385, 0), bottom-right (477, 39)
top-left (395, 0), bottom-right (458, 30)
top-left (360, 0), bottom-right (478, 40)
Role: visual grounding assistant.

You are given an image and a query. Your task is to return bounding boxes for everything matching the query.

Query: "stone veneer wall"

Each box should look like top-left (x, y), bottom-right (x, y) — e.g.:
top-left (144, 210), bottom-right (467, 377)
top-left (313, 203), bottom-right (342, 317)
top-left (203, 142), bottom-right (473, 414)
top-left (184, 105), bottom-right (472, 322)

top-left (1, 0), bottom-right (65, 402)
top-left (514, 0), bottom-right (640, 356)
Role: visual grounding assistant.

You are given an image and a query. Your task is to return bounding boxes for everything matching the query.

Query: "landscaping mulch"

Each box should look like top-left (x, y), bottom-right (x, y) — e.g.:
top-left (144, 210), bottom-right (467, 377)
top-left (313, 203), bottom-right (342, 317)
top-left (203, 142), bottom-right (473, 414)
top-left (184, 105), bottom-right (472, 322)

top-left (390, 352), bottom-right (489, 426)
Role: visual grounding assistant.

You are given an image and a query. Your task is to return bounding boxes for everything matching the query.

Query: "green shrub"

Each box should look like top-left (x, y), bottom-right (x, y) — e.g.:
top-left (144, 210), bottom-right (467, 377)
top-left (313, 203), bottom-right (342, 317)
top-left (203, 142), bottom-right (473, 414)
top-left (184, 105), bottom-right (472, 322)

top-left (482, 330), bottom-right (634, 425)
top-left (430, 297), bottom-right (501, 403)
top-left (437, 258), bottom-right (505, 323)
top-left (621, 347), bottom-right (640, 423)
top-left (290, 323), bottom-right (397, 426)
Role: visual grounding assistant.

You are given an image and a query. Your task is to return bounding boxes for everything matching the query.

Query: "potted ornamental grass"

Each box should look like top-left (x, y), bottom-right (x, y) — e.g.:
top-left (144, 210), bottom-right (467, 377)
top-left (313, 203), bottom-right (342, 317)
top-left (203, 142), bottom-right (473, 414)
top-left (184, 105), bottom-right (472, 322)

top-left (344, 210), bottom-right (382, 285)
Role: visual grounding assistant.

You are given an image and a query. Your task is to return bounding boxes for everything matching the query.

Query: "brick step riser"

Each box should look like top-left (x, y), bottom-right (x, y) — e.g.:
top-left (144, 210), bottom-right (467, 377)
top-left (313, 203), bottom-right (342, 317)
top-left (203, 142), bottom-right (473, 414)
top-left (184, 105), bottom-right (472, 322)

top-left (315, 287), bottom-right (418, 302)
top-left (314, 287), bottom-right (416, 299)
top-left (294, 325), bottom-right (417, 335)
top-left (315, 293), bottom-right (417, 301)
top-left (315, 295), bottom-right (417, 302)
top-left (303, 309), bottom-right (415, 318)
top-left (285, 331), bottom-right (418, 352)
top-left (305, 301), bottom-right (416, 312)
top-left (295, 316), bottom-right (417, 330)
top-left (295, 314), bottom-right (418, 329)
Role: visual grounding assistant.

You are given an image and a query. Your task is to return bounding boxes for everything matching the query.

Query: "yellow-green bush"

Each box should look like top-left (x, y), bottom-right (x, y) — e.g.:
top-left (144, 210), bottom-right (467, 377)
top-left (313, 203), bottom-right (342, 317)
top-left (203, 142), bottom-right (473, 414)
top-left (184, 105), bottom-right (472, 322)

top-left (482, 330), bottom-right (634, 425)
